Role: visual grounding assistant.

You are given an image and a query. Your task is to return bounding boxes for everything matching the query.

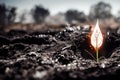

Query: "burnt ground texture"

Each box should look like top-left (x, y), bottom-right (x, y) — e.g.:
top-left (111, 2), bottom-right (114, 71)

top-left (0, 27), bottom-right (120, 80)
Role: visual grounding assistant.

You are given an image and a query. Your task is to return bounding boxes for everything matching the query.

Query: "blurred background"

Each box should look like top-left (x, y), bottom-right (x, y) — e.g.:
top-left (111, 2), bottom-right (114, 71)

top-left (0, 0), bottom-right (120, 32)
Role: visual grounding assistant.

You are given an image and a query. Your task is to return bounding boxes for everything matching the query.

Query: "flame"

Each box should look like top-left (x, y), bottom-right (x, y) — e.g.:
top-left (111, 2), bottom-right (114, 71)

top-left (91, 20), bottom-right (103, 49)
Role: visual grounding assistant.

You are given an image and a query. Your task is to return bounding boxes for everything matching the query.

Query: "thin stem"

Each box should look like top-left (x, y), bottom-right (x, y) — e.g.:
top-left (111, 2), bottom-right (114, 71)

top-left (96, 47), bottom-right (99, 62)
top-left (96, 36), bottom-right (99, 62)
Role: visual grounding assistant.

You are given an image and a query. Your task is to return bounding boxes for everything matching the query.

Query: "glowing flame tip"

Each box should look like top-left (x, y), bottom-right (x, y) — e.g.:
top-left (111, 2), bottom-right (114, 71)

top-left (91, 20), bottom-right (103, 49)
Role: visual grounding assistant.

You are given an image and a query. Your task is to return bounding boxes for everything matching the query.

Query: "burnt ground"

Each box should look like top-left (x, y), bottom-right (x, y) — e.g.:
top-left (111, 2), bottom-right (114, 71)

top-left (0, 27), bottom-right (120, 80)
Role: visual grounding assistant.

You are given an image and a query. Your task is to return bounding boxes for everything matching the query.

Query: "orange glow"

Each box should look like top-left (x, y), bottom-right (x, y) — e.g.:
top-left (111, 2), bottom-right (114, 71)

top-left (91, 20), bottom-right (103, 49)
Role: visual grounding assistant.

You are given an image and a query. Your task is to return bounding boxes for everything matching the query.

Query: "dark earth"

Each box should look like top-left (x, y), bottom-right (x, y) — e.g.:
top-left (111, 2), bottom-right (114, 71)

top-left (0, 26), bottom-right (120, 80)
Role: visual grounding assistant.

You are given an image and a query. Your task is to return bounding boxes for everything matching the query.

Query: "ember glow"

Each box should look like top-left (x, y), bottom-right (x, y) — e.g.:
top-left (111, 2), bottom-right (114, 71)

top-left (91, 19), bottom-right (103, 62)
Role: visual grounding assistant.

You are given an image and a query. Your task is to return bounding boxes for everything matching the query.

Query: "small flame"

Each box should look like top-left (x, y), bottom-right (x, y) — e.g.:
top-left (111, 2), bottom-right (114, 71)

top-left (91, 20), bottom-right (103, 49)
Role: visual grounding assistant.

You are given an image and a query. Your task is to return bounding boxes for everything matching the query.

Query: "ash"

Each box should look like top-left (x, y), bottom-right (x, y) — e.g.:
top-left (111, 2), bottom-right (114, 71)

top-left (0, 26), bottom-right (120, 80)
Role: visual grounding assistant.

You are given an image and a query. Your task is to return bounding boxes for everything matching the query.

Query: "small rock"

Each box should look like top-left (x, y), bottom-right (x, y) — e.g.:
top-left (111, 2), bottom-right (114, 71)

top-left (33, 71), bottom-right (47, 79)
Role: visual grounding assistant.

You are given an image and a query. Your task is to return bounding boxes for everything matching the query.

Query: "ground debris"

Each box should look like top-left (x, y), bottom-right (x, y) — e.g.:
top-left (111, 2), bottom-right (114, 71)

top-left (0, 28), bottom-right (119, 80)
